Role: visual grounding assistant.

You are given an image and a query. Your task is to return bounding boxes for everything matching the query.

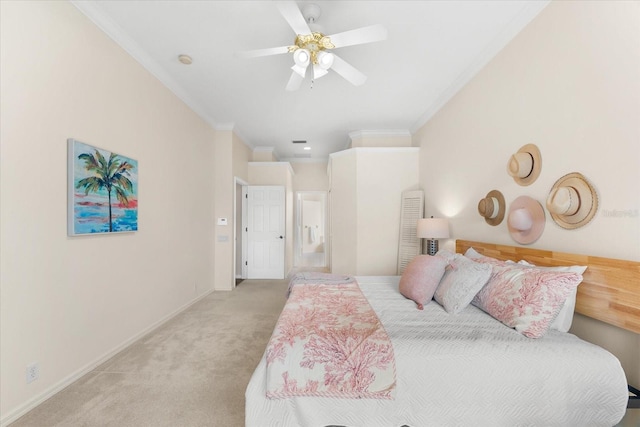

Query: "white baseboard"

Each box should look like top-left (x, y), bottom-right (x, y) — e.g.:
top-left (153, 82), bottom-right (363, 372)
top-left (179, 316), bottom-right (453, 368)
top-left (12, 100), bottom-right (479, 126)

top-left (0, 288), bottom-right (215, 427)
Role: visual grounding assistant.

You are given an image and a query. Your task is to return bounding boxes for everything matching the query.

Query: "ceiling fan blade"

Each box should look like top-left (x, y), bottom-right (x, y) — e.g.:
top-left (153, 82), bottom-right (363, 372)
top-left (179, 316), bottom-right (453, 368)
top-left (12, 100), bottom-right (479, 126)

top-left (330, 54), bottom-right (367, 86)
top-left (285, 71), bottom-right (304, 91)
top-left (237, 46), bottom-right (290, 59)
top-left (328, 24), bottom-right (388, 49)
top-left (277, 1), bottom-right (311, 36)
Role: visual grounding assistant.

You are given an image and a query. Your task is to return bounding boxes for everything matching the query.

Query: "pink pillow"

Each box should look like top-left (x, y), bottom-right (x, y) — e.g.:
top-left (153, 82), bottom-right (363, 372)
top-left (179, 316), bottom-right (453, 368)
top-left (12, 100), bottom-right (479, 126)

top-left (399, 255), bottom-right (447, 310)
top-left (472, 264), bottom-right (583, 338)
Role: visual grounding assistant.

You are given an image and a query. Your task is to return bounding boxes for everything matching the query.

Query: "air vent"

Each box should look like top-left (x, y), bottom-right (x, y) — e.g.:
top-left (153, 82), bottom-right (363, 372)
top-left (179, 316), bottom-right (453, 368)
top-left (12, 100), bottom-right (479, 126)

top-left (292, 140), bottom-right (307, 144)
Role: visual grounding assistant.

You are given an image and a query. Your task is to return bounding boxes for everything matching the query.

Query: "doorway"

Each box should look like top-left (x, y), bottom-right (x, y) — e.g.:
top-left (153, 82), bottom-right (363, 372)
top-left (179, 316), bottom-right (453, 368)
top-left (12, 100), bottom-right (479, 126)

top-left (246, 186), bottom-right (286, 279)
top-left (294, 191), bottom-right (329, 269)
top-left (234, 178), bottom-right (248, 283)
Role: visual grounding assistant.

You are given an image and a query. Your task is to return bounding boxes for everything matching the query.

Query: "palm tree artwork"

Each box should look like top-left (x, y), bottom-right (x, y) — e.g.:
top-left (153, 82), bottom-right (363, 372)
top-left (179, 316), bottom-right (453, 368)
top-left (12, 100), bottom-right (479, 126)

top-left (68, 139), bottom-right (138, 235)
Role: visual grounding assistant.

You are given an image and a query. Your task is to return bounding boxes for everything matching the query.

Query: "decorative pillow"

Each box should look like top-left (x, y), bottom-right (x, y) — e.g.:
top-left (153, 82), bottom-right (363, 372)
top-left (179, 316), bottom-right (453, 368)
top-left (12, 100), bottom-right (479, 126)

top-left (464, 247), bottom-right (512, 265)
top-left (435, 249), bottom-right (456, 262)
top-left (434, 254), bottom-right (492, 314)
top-left (463, 247), bottom-right (484, 259)
top-left (399, 255), bottom-right (447, 310)
top-left (472, 264), bottom-right (583, 338)
top-left (513, 260), bottom-right (587, 332)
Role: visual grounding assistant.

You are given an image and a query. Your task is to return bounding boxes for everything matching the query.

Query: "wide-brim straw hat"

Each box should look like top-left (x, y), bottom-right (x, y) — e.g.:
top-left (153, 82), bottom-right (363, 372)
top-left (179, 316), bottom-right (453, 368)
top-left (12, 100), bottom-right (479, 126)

top-left (546, 172), bottom-right (598, 229)
top-left (477, 190), bottom-right (505, 226)
top-left (507, 196), bottom-right (545, 245)
top-left (507, 144), bottom-right (542, 186)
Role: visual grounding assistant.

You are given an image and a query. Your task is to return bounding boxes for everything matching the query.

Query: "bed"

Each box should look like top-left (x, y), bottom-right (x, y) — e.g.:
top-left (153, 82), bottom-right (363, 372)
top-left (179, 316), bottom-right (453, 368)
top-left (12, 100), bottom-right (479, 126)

top-left (246, 240), bottom-right (636, 426)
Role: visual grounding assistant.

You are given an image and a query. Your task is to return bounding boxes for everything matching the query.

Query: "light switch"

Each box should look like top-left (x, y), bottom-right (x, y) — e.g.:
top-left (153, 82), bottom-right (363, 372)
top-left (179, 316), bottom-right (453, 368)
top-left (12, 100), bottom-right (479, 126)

top-left (217, 218), bottom-right (228, 226)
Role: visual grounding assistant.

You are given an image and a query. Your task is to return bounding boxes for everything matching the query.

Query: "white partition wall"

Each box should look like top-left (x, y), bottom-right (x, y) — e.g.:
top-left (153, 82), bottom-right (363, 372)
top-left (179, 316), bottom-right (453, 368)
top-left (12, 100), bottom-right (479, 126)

top-left (329, 148), bottom-right (419, 275)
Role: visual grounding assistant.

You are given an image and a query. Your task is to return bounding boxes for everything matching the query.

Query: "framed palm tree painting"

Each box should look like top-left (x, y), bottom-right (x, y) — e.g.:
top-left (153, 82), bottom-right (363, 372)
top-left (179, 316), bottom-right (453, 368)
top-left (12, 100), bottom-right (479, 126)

top-left (68, 139), bottom-right (138, 236)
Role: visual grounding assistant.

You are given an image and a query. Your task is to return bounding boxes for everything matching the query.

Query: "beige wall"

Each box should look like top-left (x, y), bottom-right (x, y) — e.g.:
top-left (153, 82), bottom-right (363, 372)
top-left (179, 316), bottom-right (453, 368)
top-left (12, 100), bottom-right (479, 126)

top-left (291, 161), bottom-right (330, 192)
top-left (329, 153), bottom-right (358, 274)
top-left (233, 132), bottom-right (251, 183)
top-left (213, 130), bottom-right (234, 290)
top-left (355, 149), bottom-right (420, 274)
top-left (414, 0), bottom-right (640, 385)
top-left (0, 1), bottom-right (216, 422)
top-left (330, 148), bottom-right (420, 275)
top-left (252, 147), bottom-right (277, 162)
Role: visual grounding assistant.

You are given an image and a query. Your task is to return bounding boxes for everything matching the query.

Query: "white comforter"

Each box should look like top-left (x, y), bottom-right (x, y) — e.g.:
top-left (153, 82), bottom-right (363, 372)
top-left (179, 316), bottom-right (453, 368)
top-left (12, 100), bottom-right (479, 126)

top-left (246, 276), bottom-right (628, 427)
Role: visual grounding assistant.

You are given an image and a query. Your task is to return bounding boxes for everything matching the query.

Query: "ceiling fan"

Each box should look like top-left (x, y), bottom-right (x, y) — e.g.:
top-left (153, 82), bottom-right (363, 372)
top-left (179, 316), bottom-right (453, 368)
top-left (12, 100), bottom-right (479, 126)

top-left (239, 1), bottom-right (387, 91)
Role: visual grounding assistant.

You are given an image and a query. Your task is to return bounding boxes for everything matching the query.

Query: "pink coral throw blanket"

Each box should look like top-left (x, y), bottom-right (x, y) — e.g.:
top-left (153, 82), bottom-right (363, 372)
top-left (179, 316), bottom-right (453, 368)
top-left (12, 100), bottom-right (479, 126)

top-left (265, 280), bottom-right (396, 400)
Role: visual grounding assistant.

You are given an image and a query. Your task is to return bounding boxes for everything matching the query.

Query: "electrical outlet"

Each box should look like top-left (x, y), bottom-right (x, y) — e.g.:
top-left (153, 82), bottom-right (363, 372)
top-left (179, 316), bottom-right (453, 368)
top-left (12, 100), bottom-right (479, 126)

top-left (26, 363), bottom-right (39, 384)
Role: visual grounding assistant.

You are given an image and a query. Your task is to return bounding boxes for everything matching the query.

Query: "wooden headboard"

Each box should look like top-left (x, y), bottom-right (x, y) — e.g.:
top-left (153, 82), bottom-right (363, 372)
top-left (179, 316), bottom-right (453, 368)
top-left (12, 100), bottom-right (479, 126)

top-left (455, 239), bottom-right (640, 334)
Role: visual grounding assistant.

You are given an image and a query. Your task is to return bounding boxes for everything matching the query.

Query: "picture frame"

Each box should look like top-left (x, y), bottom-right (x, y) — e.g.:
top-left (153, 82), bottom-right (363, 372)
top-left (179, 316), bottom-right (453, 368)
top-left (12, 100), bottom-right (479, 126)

top-left (67, 138), bottom-right (138, 236)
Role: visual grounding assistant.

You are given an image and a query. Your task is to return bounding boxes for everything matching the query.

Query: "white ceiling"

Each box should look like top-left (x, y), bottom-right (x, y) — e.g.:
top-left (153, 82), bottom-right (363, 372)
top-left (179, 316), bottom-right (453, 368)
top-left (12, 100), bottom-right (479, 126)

top-left (72, 0), bottom-right (549, 161)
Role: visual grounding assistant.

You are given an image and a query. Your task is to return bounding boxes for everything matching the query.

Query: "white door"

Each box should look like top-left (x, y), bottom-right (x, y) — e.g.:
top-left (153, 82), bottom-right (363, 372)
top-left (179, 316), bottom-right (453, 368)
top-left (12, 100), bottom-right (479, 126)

top-left (247, 186), bottom-right (285, 279)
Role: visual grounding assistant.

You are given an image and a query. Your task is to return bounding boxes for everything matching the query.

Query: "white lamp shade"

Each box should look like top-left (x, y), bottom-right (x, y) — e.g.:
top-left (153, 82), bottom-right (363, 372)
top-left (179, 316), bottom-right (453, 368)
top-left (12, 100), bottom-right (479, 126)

top-left (294, 49), bottom-right (310, 66)
top-left (292, 49), bottom-right (310, 77)
top-left (417, 218), bottom-right (450, 239)
top-left (291, 63), bottom-right (308, 78)
top-left (313, 64), bottom-right (329, 79)
top-left (316, 51), bottom-right (334, 69)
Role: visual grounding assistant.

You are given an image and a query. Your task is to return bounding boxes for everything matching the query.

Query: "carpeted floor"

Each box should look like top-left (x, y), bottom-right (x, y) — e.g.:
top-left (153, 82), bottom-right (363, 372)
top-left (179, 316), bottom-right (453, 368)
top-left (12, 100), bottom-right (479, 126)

top-left (10, 279), bottom-right (288, 427)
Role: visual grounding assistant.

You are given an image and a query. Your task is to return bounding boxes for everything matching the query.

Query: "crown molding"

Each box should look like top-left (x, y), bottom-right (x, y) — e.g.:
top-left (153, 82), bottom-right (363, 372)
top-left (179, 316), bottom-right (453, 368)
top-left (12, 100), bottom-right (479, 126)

top-left (329, 147), bottom-right (419, 159)
top-left (70, 1), bottom-right (224, 132)
top-left (348, 129), bottom-right (412, 140)
top-left (216, 122), bottom-right (235, 131)
top-left (410, 0), bottom-right (551, 133)
top-left (282, 157), bottom-right (328, 164)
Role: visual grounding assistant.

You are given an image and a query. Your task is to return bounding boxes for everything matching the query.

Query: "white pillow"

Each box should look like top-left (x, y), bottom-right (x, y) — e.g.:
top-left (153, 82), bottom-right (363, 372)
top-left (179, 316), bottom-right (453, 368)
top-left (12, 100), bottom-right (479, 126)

top-left (464, 247), bottom-right (484, 259)
top-left (435, 249), bottom-right (456, 262)
top-left (434, 254), bottom-right (492, 314)
top-left (514, 260), bottom-right (587, 333)
top-left (464, 247), bottom-right (515, 265)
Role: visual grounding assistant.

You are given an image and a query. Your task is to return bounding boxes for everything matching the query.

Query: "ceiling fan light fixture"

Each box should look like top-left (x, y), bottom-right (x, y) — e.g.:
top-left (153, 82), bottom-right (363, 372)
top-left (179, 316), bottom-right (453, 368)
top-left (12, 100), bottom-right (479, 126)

top-left (293, 49), bottom-right (310, 66)
top-left (313, 64), bottom-right (329, 79)
top-left (291, 64), bottom-right (307, 78)
top-left (241, 2), bottom-right (387, 91)
top-left (316, 51), bottom-right (334, 69)
top-left (292, 48), bottom-right (310, 77)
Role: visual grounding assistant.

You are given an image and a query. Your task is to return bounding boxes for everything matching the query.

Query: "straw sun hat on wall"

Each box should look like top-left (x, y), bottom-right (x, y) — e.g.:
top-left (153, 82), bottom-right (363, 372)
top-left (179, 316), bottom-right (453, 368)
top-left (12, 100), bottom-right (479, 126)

top-left (477, 190), bottom-right (505, 226)
top-left (507, 144), bottom-right (541, 186)
top-left (507, 196), bottom-right (545, 245)
top-left (546, 172), bottom-right (598, 229)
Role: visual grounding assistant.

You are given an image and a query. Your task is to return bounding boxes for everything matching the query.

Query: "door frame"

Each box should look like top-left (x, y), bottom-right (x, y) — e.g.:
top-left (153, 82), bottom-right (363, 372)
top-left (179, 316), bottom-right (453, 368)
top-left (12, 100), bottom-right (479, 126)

top-left (294, 191), bottom-right (329, 268)
top-left (233, 177), bottom-right (249, 283)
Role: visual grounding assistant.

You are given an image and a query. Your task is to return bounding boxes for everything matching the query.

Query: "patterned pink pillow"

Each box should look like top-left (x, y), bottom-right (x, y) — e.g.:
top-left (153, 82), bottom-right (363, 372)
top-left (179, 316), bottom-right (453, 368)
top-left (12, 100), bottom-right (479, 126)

top-left (399, 255), bottom-right (447, 310)
top-left (472, 265), bottom-right (583, 338)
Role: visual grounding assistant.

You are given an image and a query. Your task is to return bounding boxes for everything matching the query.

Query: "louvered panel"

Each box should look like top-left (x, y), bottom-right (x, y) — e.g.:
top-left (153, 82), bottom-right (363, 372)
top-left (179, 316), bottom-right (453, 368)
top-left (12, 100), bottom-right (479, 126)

top-left (397, 190), bottom-right (424, 274)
